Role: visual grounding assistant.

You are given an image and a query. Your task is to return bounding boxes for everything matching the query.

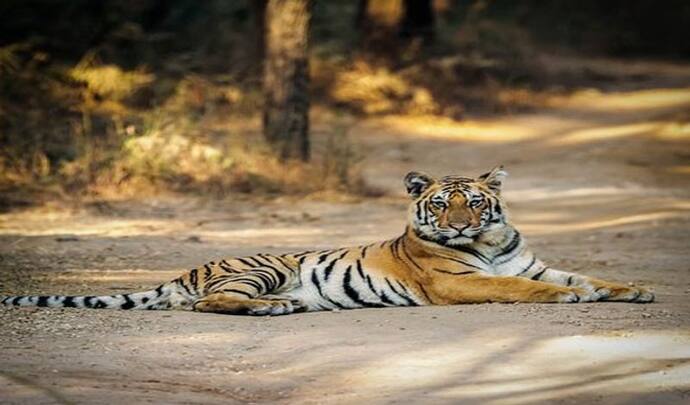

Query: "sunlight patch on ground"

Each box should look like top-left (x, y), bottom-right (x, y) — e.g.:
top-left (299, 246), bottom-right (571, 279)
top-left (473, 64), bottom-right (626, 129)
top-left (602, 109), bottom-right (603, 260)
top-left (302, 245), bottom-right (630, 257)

top-left (46, 270), bottom-right (180, 284)
top-left (344, 332), bottom-right (690, 404)
top-left (375, 115), bottom-right (541, 142)
top-left (439, 333), bottom-right (690, 404)
top-left (0, 217), bottom-right (188, 237)
top-left (658, 121), bottom-right (690, 140)
top-left (0, 211), bottom-right (329, 244)
top-left (520, 211), bottom-right (688, 235)
top-left (666, 165), bottom-right (690, 174)
top-left (553, 122), bottom-right (660, 145)
top-left (506, 186), bottom-right (646, 202)
top-left (367, 87), bottom-right (690, 146)
top-left (551, 87), bottom-right (690, 112)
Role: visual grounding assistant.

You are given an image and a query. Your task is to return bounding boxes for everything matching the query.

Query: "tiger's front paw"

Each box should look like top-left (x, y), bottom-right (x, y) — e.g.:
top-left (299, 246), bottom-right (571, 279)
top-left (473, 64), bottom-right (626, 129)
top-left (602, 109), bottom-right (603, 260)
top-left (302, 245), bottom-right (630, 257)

top-left (635, 288), bottom-right (655, 303)
top-left (559, 288), bottom-right (606, 303)
top-left (594, 285), bottom-right (654, 303)
top-left (614, 286), bottom-right (655, 303)
top-left (246, 299), bottom-right (302, 316)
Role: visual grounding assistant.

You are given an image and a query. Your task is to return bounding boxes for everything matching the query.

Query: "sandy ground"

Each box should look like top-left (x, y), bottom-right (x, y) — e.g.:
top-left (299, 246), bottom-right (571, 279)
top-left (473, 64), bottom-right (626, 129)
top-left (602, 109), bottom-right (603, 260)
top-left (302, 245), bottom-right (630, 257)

top-left (1, 59), bottom-right (690, 404)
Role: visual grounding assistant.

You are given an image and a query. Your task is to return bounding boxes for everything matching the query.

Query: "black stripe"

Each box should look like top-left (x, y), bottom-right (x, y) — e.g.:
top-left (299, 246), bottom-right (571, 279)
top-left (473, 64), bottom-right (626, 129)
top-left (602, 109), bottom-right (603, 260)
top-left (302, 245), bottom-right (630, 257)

top-left (437, 254), bottom-right (484, 270)
top-left (414, 229), bottom-right (490, 265)
top-left (317, 251), bottom-right (334, 265)
top-left (432, 268), bottom-right (476, 276)
top-left (234, 278), bottom-right (264, 292)
top-left (93, 299), bottom-right (107, 309)
top-left (203, 265), bottom-right (213, 282)
top-left (566, 275), bottom-right (573, 286)
top-left (395, 281), bottom-right (420, 305)
top-left (311, 269), bottom-right (324, 296)
top-left (84, 296), bottom-right (94, 307)
top-left (218, 261), bottom-right (238, 273)
top-left (494, 231), bottom-right (522, 263)
top-left (418, 200), bottom-right (429, 225)
top-left (451, 245), bottom-right (491, 264)
top-left (415, 200), bottom-right (423, 222)
top-left (246, 256), bottom-right (266, 267)
top-left (385, 279), bottom-right (417, 306)
top-left (253, 255), bottom-right (281, 271)
top-left (251, 272), bottom-right (275, 291)
top-left (416, 282), bottom-right (434, 304)
top-left (361, 245), bottom-right (369, 259)
top-left (516, 255), bottom-right (537, 276)
top-left (293, 250), bottom-right (315, 258)
top-left (311, 269), bottom-right (347, 309)
top-left (256, 268), bottom-right (283, 288)
top-left (235, 257), bottom-right (256, 267)
top-left (189, 269), bottom-right (199, 292)
top-left (323, 251), bottom-right (348, 280)
top-left (121, 294), bottom-right (135, 310)
top-left (355, 260), bottom-right (367, 280)
top-left (176, 278), bottom-right (195, 297)
top-left (390, 237), bottom-right (402, 260)
top-left (343, 266), bottom-right (384, 308)
top-left (531, 267), bottom-right (547, 280)
top-left (63, 296), bottom-right (77, 308)
top-left (205, 277), bottom-right (235, 292)
top-left (37, 296), bottom-right (49, 307)
top-left (222, 288), bottom-right (253, 298)
top-left (378, 288), bottom-right (398, 306)
top-left (273, 269), bottom-right (287, 286)
top-left (355, 261), bottom-right (383, 305)
top-left (273, 255), bottom-right (296, 272)
top-left (400, 238), bottom-right (425, 272)
top-left (357, 264), bottom-right (387, 306)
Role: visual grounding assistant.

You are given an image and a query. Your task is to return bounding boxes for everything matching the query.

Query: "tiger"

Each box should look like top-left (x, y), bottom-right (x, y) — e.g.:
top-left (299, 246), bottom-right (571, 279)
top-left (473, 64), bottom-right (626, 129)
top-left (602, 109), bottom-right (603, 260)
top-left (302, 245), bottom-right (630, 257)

top-left (1, 166), bottom-right (654, 315)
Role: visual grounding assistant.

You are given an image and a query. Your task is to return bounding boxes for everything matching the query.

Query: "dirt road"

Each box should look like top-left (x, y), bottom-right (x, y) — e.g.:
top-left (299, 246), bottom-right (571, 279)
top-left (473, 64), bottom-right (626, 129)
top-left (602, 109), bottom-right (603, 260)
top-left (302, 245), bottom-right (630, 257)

top-left (2, 60), bottom-right (690, 404)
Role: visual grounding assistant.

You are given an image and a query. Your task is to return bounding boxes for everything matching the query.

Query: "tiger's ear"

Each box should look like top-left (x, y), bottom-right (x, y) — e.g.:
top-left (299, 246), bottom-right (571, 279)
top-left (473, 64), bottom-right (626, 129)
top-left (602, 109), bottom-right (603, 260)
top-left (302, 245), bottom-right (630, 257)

top-left (404, 171), bottom-right (436, 198)
top-left (477, 165), bottom-right (507, 193)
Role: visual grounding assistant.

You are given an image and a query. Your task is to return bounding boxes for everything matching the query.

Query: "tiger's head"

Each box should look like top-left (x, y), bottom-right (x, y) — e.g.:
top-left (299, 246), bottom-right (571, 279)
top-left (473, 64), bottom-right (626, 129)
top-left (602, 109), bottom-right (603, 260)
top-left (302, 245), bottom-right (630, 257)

top-left (404, 166), bottom-right (509, 246)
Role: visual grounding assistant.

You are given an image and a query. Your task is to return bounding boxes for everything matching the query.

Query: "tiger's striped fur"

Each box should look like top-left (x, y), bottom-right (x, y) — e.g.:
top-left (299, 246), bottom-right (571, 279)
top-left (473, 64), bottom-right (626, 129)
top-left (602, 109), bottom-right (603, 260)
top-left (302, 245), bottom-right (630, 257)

top-left (1, 166), bottom-right (654, 315)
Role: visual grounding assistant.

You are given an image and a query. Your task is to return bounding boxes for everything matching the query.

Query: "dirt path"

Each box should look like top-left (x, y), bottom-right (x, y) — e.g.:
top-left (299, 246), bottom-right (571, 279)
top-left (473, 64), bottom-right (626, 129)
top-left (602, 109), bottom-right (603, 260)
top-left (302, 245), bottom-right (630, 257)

top-left (2, 61), bottom-right (690, 404)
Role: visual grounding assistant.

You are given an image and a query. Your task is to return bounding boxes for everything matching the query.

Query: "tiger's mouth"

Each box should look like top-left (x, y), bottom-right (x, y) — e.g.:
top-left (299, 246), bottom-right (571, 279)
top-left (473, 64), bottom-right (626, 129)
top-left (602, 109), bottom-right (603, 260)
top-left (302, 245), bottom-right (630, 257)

top-left (443, 235), bottom-right (477, 246)
top-left (436, 229), bottom-right (481, 246)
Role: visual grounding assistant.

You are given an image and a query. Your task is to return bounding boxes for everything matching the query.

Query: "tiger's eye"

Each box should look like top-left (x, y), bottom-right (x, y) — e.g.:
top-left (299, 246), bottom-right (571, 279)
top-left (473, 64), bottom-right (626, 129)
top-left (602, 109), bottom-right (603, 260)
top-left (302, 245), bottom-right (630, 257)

top-left (431, 200), bottom-right (447, 209)
top-left (469, 199), bottom-right (483, 208)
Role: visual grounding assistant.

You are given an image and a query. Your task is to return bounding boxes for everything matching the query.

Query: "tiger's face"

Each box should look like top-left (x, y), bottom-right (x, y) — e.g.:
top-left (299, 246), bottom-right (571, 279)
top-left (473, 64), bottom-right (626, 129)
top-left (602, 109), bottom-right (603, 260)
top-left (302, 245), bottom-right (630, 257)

top-left (404, 166), bottom-right (508, 246)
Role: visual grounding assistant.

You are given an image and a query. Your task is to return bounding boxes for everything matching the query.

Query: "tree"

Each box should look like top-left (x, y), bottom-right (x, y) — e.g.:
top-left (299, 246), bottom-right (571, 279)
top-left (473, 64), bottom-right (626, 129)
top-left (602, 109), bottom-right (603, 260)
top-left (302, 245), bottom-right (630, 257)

top-left (262, 0), bottom-right (311, 161)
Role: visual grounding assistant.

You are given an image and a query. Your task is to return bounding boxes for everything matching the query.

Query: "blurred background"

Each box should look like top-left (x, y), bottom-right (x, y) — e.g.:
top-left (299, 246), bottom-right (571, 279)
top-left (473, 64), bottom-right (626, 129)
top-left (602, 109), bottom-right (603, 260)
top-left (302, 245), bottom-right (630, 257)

top-left (1, 0), bottom-right (689, 206)
top-left (2, 3), bottom-right (690, 402)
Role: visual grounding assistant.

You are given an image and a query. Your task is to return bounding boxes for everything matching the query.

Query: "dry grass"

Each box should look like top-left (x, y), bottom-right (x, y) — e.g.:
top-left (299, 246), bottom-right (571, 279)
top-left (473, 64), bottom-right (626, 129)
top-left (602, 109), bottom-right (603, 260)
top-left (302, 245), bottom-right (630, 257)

top-left (0, 48), bottom-right (374, 206)
top-left (327, 60), bottom-right (438, 115)
top-left (69, 53), bottom-right (154, 102)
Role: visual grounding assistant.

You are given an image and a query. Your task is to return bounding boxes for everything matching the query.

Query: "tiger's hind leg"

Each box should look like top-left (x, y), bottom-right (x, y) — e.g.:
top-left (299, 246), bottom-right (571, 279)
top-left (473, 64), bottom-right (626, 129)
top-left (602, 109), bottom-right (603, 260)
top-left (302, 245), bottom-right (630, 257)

top-left (192, 257), bottom-right (304, 315)
top-left (193, 293), bottom-right (305, 316)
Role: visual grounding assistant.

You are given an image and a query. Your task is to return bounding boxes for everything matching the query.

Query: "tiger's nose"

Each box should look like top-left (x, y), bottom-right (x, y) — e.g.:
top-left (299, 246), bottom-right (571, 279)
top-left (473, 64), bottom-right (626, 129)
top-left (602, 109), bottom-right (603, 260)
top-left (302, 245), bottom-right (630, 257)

top-left (448, 222), bottom-right (470, 232)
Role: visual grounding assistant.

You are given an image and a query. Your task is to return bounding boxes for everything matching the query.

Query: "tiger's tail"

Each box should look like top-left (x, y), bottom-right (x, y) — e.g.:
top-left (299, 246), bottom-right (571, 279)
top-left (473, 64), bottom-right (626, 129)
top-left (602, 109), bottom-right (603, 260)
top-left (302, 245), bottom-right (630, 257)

top-left (0, 277), bottom-right (198, 310)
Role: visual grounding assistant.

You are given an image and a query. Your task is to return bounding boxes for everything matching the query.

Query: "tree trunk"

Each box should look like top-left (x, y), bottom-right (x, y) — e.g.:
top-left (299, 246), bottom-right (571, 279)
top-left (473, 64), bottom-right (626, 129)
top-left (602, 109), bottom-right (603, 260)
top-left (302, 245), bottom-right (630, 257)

top-left (400, 0), bottom-right (435, 44)
top-left (263, 0), bottom-right (311, 162)
top-left (251, 0), bottom-right (268, 65)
